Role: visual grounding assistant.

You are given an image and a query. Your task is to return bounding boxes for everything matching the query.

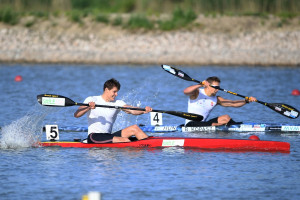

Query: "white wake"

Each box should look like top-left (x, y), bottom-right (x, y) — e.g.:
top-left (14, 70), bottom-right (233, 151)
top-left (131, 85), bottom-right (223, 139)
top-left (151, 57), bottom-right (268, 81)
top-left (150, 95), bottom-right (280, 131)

top-left (0, 105), bottom-right (56, 149)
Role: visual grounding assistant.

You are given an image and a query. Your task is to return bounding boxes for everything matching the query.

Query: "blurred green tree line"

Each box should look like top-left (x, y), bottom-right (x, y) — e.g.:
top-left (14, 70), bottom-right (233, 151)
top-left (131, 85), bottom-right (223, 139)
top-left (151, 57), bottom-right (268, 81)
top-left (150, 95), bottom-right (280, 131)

top-left (1, 0), bottom-right (299, 14)
top-left (0, 0), bottom-right (298, 29)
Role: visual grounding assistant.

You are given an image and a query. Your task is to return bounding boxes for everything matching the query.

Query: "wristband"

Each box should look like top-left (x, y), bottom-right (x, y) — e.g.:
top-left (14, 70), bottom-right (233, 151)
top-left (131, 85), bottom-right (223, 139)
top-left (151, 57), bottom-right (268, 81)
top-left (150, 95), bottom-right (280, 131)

top-left (245, 98), bottom-right (249, 103)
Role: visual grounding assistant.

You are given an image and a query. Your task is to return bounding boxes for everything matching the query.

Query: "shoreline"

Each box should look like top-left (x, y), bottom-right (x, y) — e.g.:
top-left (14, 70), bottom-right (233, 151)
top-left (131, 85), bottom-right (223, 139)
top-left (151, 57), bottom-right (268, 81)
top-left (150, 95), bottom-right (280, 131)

top-left (1, 16), bottom-right (299, 66)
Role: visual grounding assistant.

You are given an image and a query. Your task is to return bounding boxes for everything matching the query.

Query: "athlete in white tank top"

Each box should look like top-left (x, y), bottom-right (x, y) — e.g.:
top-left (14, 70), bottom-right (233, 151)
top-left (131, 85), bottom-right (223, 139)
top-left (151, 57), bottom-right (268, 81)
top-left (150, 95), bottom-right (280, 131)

top-left (186, 88), bottom-right (217, 124)
top-left (183, 77), bottom-right (257, 126)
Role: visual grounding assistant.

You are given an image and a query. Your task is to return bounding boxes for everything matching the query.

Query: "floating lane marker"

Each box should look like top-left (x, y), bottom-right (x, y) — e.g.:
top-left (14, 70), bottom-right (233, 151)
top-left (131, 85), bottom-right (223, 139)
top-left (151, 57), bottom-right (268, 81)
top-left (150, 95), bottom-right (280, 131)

top-left (82, 191), bottom-right (101, 200)
top-left (281, 126), bottom-right (300, 132)
top-left (182, 126), bottom-right (216, 132)
top-left (228, 124), bottom-right (266, 132)
top-left (154, 126), bottom-right (178, 132)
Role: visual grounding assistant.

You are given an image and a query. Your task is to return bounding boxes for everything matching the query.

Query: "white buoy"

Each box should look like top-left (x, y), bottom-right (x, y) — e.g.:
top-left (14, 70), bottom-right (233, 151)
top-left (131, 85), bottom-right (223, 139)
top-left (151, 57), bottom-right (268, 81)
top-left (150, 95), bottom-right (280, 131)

top-left (82, 191), bottom-right (101, 200)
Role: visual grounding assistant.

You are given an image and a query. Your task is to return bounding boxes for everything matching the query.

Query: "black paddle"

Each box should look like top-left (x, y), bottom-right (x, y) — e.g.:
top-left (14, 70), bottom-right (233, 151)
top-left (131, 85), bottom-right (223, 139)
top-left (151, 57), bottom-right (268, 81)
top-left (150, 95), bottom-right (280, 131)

top-left (161, 64), bottom-right (299, 119)
top-left (37, 94), bottom-right (203, 121)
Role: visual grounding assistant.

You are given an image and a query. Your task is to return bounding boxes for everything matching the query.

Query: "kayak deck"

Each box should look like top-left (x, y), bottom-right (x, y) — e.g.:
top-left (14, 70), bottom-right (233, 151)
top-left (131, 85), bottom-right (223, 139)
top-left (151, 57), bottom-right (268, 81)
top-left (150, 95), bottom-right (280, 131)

top-left (39, 136), bottom-right (290, 152)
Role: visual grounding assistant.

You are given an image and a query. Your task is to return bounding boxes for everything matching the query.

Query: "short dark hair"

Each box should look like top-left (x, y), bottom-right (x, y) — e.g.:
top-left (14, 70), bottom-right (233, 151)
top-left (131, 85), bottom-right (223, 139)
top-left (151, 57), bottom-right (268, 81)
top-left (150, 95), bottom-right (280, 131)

top-left (103, 78), bottom-right (121, 91)
top-left (206, 76), bottom-right (221, 84)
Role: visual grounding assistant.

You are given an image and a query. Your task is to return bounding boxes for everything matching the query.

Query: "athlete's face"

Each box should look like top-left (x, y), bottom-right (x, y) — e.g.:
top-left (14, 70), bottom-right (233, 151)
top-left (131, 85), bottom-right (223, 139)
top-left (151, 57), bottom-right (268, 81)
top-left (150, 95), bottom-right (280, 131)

top-left (207, 81), bottom-right (220, 96)
top-left (105, 86), bottom-right (119, 101)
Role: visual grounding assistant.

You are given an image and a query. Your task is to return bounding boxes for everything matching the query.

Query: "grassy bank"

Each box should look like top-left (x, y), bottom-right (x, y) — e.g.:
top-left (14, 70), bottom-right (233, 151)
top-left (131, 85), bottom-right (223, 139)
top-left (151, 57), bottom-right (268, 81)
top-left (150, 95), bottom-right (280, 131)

top-left (1, 0), bottom-right (299, 66)
top-left (0, 0), bottom-right (299, 30)
top-left (1, 0), bottom-right (300, 14)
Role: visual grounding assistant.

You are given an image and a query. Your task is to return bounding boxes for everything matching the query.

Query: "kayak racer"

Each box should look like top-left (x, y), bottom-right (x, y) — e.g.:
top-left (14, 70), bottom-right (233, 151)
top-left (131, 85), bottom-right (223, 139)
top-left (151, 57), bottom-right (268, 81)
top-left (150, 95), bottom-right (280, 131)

top-left (74, 78), bottom-right (152, 143)
top-left (184, 76), bottom-right (257, 127)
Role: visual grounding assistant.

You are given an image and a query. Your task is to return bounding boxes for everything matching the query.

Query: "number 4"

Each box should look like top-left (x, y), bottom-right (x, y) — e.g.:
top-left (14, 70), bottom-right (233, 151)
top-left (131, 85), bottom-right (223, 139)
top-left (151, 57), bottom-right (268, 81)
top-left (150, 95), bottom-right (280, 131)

top-left (150, 112), bottom-right (163, 126)
top-left (153, 113), bottom-right (159, 123)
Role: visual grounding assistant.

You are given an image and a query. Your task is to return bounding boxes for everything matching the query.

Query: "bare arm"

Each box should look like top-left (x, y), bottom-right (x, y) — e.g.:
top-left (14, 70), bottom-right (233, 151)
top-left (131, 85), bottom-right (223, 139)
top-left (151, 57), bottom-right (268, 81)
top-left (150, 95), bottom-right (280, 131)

top-left (217, 96), bottom-right (257, 107)
top-left (183, 83), bottom-right (204, 100)
top-left (74, 102), bottom-right (95, 118)
top-left (122, 105), bottom-right (152, 115)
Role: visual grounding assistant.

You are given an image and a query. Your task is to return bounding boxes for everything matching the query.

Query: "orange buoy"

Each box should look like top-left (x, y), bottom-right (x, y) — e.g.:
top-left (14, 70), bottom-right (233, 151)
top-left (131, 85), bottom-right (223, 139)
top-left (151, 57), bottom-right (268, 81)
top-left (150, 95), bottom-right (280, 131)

top-left (14, 75), bottom-right (23, 82)
top-left (291, 89), bottom-right (300, 96)
top-left (249, 135), bottom-right (260, 141)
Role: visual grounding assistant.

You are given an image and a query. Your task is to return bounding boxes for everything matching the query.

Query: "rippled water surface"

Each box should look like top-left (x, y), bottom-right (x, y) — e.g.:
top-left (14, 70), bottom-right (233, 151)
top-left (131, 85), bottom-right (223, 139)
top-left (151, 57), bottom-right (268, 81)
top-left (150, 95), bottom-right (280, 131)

top-left (1, 64), bottom-right (300, 200)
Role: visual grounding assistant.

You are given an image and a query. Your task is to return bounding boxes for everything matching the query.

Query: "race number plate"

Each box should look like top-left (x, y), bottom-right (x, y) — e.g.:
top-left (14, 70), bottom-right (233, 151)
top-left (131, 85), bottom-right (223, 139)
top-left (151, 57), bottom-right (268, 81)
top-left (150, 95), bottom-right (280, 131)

top-left (150, 112), bottom-right (163, 126)
top-left (45, 125), bottom-right (59, 140)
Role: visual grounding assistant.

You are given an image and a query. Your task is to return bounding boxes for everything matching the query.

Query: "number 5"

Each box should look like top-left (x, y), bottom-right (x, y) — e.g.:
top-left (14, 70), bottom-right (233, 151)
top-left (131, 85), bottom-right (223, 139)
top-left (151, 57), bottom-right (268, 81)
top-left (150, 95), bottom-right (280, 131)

top-left (45, 125), bottom-right (59, 141)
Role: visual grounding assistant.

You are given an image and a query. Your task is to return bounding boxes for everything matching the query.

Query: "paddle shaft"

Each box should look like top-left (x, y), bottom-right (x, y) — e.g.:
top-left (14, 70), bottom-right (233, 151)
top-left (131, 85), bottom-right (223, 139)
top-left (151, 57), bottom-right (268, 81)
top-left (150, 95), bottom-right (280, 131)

top-left (186, 78), bottom-right (266, 104)
top-left (76, 102), bottom-right (176, 113)
top-left (161, 64), bottom-right (265, 104)
top-left (77, 103), bottom-right (203, 121)
top-left (37, 94), bottom-right (203, 121)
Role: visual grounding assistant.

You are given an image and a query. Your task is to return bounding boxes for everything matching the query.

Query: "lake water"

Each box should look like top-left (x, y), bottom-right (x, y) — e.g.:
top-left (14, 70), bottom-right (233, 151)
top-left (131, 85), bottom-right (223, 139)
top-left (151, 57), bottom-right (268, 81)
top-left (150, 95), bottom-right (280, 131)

top-left (0, 64), bottom-right (300, 200)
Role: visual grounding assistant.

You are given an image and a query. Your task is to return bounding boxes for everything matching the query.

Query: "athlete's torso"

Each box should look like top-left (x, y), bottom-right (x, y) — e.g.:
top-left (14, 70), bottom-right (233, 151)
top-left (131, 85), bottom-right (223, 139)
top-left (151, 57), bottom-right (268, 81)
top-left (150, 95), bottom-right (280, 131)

top-left (84, 95), bottom-right (126, 134)
top-left (186, 88), bottom-right (218, 124)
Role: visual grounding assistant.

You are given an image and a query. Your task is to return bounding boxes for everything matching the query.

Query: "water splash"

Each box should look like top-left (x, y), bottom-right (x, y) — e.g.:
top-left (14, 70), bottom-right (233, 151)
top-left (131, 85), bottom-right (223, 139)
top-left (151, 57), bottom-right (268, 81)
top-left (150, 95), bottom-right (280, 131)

top-left (113, 78), bottom-right (160, 131)
top-left (0, 104), bottom-right (57, 149)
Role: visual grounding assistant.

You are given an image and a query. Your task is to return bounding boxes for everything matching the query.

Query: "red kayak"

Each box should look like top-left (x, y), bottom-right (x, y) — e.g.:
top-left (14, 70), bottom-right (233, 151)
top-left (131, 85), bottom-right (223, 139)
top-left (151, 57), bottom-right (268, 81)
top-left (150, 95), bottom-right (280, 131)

top-left (39, 136), bottom-right (290, 152)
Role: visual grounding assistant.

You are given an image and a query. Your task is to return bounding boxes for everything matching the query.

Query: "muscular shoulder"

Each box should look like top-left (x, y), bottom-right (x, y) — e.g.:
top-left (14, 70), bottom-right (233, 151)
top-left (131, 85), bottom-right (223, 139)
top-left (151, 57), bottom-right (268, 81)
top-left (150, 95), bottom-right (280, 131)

top-left (115, 99), bottom-right (126, 106)
top-left (84, 96), bottom-right (95, 103)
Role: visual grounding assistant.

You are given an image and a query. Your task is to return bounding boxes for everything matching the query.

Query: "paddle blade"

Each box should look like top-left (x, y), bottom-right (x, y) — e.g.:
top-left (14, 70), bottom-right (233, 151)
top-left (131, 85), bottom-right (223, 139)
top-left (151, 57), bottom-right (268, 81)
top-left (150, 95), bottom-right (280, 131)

top-left (266, 103), bottom-right (299, 119)
top-left (163, 110), bottom-right (203, 121)
top-left (161, 64), bottom-right (201, 83)
top-left (37, 94), bottom-right (76, 107)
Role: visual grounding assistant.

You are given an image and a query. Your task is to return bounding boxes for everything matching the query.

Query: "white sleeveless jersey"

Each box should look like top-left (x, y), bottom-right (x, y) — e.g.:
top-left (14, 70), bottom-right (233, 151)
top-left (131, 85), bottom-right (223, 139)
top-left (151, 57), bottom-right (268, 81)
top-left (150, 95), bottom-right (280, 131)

top-left (186, 88), bottom-right (218, 124)
top-left (83, 95), bottom-right (126, 134)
